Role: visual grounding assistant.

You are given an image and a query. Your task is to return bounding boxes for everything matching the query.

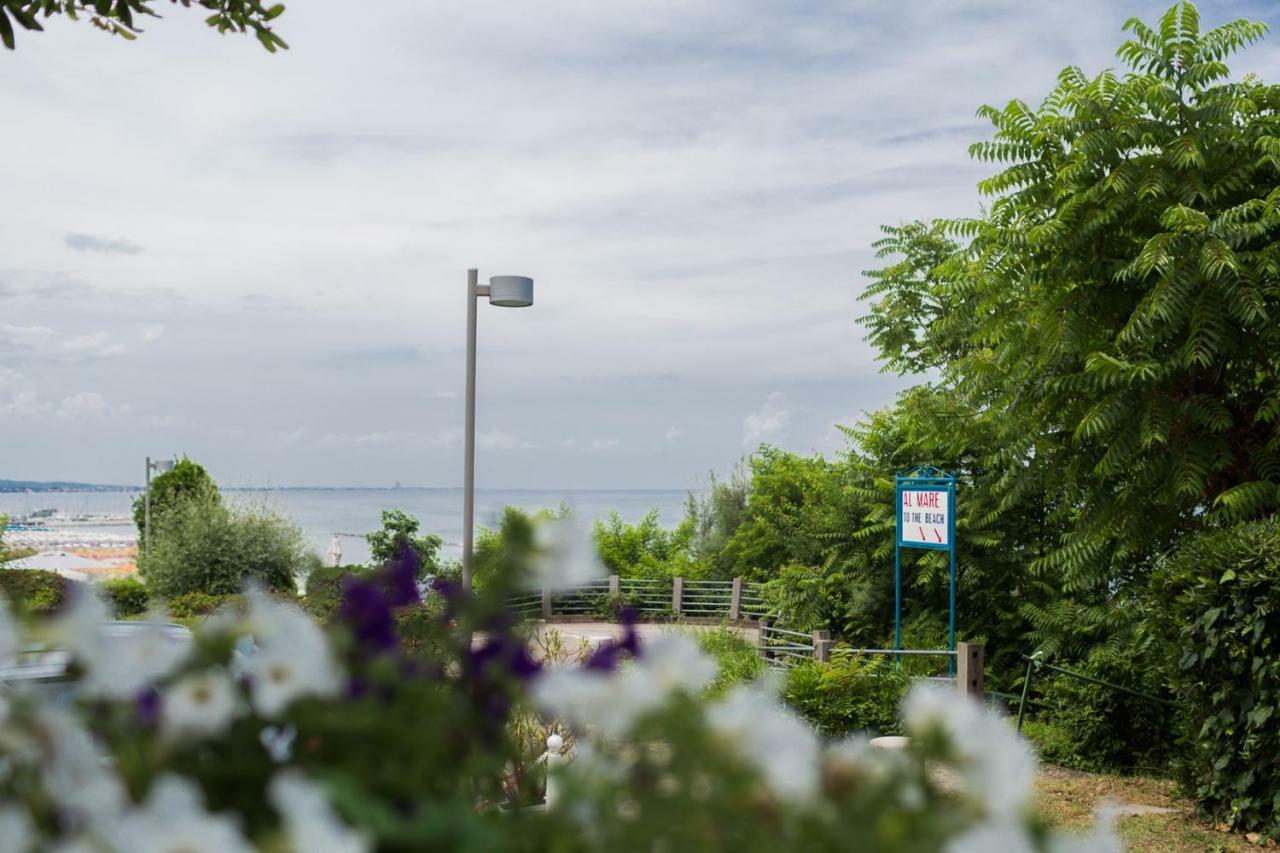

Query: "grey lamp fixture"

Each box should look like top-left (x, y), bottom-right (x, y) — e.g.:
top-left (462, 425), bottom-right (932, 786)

top-left (462, 269), bottom-right (534, 594)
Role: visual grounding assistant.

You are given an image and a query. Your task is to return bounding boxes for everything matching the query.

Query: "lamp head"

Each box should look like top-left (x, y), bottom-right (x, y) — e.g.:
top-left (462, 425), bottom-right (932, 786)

top-left (487, 275), bottom-right (533, 308)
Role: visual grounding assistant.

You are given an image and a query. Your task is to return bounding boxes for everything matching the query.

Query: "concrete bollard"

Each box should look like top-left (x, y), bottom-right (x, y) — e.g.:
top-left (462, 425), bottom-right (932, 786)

top-left (729, 577), bottom-right (743, 621)
top-left (609, 574), bottom-right (620, 597)
top-left (541, 587), bottom-right (552, 620)
top-left (672, 576), bottom-right (684, 616)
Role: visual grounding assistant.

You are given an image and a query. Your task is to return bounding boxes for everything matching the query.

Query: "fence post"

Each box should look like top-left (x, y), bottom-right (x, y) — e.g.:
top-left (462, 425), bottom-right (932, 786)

top-left (609, 574), bottom-right (620, 597)
top-left (812, 629), bottom-right (832, 662)
top-left (729, 577), bottom-right (743, 620)
top-left (672, 576), bottom-right (684, 616)
top-left (956, 642), bottom-right (984, 701)
top-left (541, 587), bottom-right (552, 620)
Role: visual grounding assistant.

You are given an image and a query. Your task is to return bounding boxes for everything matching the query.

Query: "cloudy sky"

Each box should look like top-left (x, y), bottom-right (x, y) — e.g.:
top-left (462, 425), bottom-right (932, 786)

top-left (2, 0), bottom-right (1277, 489)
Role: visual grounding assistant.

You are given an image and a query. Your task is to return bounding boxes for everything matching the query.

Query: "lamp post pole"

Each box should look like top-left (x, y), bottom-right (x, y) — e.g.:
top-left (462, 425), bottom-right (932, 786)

top-left (460, 269), bottom-right (534, 596)
top-left (462, 269), bottom-right (480, 595)
top-left (144, 456), bottom-right (152, 558)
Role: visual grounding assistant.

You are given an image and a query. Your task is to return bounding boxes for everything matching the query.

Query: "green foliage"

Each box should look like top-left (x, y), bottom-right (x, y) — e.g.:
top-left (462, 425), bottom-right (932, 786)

top-left (1022, 651), bottom-right (1173, 774)
top-left (785, 653), bottom-right (909, 736)
top-left (366, 509), bottom-right (442, 578)
top-left (303, 563), bottom-right (370, 621)
top-left (0, 568), bottom-right (71, 613)
top-left (132, 456), bottom-right (220, 540)
top-left (140, 495), bottom-right (313, 598)
top-left (165, 590), bottom-right (235, 619)
top-left (593, 509), bottom-right (692, 579)
top-left (696, 626), bottom-right (766, 696)
top-left (1146, 518), bottom-right (1280, 836)
top-left (680, 463), bottom-right (751, 576)
top-left (0, 0), bottom-right (289, 51)
top-left (861, 2), bottom-right (1280, 655)
top-left (102, 576), bottom-right (150, 618)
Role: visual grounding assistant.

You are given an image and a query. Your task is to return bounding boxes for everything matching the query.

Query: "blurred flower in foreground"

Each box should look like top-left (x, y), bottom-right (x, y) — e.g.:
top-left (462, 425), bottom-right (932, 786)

top-left (707, 683), bottom-right (820, 802)
top-left (50, 592), bottom-right (189, 700)
top-left (162, 668), bottom-right (242, 739)
top-left (269, 770), bottom-right (371, 853)
top-left (532, 634), bottom-right (716, 738)
top-left (106, 774), bottom-right (253, 853)
top-left (526, 516), bottom-right (606, 591)
top-left (240, 588), bottom-right (343, 716)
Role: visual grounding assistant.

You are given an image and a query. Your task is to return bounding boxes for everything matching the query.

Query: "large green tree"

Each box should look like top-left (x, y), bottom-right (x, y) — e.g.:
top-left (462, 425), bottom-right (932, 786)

top-left (132, 455), bottom-right (220, 539)
top-left (862, 3), bottom-right (1280, 631)
top-left (0, 0), bottom-right (288, 51)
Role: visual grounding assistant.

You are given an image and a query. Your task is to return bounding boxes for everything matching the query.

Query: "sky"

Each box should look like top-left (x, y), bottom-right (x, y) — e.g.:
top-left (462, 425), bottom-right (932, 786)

top-left (3, 0), bottom-right (1279, 490)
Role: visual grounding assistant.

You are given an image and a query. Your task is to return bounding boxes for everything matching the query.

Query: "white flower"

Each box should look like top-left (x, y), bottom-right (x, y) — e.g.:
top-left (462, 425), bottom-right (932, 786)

top-left (269, 770), bottom-right (371, 853)
top-left (238, 588), bottom-right (342, 717)
top-left (902, 684), bottom-right (1036, 820)
top-left (706, 684), bottom-right (820, 802)
top-left (106, 774), bottom-right (253, 853)
top-left (526, 517), bottom-right (606, 591)
top-left (532, 634), bottom-right (716, 738)
top-left (49, 592), bottom-right (190, 700)
top-left (946, 820), bottom-right (1036, 853)
top-left (162, 669), bottom-right (241, 739)
top-left (0, 805), bottom-right (34, 853)
top-left (40, 708), bottom-right (128, 824)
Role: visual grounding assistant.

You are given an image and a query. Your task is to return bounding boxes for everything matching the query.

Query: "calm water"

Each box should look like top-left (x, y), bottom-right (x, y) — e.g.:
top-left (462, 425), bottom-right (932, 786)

top-left (0, 488), bottom-right (689, 564)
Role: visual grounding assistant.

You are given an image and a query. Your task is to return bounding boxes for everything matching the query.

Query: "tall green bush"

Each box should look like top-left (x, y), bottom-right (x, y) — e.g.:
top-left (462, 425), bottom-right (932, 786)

top-left (366, 509), bottom-right (442, 577)
top-left (102, 577), bottom-right (150, 619)
top-left (132, 456), bottom-right (220, 539)
top-left (0, 568), bottom-right (71, 613)
top-left (1147, 519), bottom-right (1280, 836)
top-left (785, 653), bottom-right (908, 736)
top-left (140, 496), bottom-right (314, 598)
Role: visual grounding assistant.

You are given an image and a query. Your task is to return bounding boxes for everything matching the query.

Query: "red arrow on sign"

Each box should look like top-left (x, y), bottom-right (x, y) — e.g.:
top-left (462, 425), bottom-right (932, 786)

top-left (934, 528), bottom-right (943, 543)
top-left (919, 526), bottom-right (925, 541)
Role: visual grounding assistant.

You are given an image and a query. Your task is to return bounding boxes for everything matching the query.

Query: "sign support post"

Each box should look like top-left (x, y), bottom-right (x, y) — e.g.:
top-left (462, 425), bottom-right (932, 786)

top-left (894, 466), bottom-right (958, 675)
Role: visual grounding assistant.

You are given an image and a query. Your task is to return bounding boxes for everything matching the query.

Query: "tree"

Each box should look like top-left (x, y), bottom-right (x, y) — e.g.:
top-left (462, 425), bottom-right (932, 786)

top-left (366, 510), bottom-right (442, 578)
top-left (140, 493), bottom-right (312, 597)
top-left (862, 3), bottom-right (1280, 624)
top-left (132, 456), bottom-right (219, 539)
top-left (0, 0), bottom-right (288, 51)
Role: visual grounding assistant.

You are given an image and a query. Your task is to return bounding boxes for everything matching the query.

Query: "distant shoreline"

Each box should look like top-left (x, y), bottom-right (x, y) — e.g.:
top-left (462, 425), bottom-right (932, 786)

top-left (2, 482), bottom-right (688, 494)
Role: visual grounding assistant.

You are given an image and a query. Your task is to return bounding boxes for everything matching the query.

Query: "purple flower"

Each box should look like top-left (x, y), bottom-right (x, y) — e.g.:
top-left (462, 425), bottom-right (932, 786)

top-left (584, 608), bottom-right (641, 672)
top-left (338, 545), bottom-right (424, 654)
top-left (135, 688), bottom-right (161, 727)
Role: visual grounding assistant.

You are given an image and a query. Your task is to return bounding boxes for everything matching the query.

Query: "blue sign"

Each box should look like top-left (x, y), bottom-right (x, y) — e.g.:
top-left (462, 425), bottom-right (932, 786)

top-left (894, 467), bottom-right (957, 673)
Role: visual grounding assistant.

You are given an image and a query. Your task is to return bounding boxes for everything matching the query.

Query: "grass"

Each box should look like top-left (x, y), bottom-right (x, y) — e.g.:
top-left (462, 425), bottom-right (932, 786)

top-left (1035, 766), bottom-right (1269, 851)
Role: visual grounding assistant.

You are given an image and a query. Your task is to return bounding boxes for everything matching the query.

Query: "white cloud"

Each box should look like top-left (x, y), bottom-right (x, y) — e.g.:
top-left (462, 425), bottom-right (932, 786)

top-left (743, 392), bottom-right (792, 448)
top-left (588, 438), bottom-right (619, 453)
top-left (141, 324), bottom-right (166, 343)
top-left (0, 391), bottom-right (50, 417)
top-left (56, 391), bottom-right (130, 420)
top-left (0, 324), bottom-right (126, 362)
top-left (478, 429), bottom-right (534, 450)
top-left (664, 426), bottom-right (685, 442)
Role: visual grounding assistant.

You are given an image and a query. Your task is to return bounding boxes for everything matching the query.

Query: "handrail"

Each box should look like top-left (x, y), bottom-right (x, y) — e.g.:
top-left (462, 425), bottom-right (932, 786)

top-left (1014, 652), bottom-right (1175, 734)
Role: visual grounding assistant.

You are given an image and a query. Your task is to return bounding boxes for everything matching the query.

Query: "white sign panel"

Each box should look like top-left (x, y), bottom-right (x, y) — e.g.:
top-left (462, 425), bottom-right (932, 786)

top-left (899, 489), bottom-right (950, 547)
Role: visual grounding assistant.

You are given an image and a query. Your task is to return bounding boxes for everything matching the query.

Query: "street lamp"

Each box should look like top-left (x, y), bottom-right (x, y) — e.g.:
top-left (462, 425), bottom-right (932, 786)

top-left (462, 269), bottom-right (534, 594)
top-left (144, 456), bottom-right (175, 558)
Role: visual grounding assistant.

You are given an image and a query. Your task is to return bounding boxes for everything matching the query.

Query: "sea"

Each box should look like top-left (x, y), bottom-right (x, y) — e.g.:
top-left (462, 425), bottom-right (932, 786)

top-left (0, 488), bottom-right (690, 565)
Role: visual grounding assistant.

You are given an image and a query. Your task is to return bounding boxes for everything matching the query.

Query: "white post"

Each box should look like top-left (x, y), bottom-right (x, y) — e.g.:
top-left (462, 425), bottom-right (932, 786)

top-left (462, 268), bottom-right (479, 595)
top-left (544, 734), bottom-right (564, 809)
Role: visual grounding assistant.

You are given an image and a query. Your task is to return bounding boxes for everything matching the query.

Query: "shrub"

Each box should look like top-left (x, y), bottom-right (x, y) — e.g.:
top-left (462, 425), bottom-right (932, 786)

top-left (785, 652), bottom-right (909, 736)
top-left (1147, 518), bottom-right (1280, 836)
top-left (166, 591), bottom-right (235, 620)
top-left (0, 568), bottom-right (72, 613)
top-left (697, 626), bottom-right (765, 696)
top-left (102, 577), bottom-right (150, 618)
top-left (140, 496), bottom-right (313, 598)
top-left (304, 564), bottom-right (370, 621)
top-left (1023, 650), bottom-right (1172, 775)
top-left (366, 510), bottom-right (442, 577)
